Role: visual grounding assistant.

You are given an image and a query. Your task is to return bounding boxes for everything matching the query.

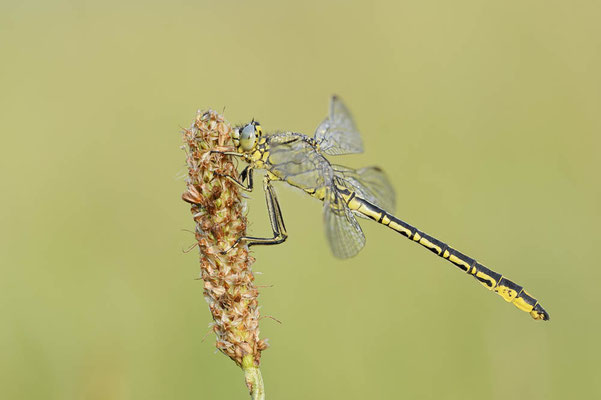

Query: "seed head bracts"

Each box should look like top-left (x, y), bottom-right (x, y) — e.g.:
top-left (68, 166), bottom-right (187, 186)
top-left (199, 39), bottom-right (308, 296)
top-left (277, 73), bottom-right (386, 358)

top-left (182, 110), bottom-right (266, 397)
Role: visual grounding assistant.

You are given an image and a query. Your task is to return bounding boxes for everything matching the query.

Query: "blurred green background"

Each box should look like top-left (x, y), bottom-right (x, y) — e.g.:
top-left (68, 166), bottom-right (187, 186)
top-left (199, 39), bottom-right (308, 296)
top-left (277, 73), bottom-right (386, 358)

top-left (1, 1), bottom-right (600, 399)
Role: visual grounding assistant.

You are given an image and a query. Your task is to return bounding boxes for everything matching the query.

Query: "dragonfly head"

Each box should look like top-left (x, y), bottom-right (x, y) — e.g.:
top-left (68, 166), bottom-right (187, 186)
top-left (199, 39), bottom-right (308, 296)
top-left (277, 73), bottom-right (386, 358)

top-left (233, 120), bottom-right (262, 153)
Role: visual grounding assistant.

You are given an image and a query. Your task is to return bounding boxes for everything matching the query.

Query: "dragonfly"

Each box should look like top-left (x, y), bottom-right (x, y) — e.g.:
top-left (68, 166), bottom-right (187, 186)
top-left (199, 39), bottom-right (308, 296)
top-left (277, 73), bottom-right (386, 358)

top-left (216, 96), bottom-right (549, 321)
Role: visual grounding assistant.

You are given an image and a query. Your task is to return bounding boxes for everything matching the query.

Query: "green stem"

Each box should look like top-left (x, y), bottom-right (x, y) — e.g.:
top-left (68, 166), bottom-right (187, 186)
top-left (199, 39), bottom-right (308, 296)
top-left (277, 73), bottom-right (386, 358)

top-left (242, 354), bottom-right (265, 400)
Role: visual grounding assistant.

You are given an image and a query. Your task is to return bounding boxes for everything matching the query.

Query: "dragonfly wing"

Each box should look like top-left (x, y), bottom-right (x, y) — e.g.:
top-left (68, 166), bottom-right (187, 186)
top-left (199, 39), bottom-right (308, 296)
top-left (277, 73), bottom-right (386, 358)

top-left (267, 133), bottom-right (332, 190)
top-left (323, 192), bottom-right (366, 258)
top-left (333, 165), bottom-right (396, 213)
top-left (314, 96), bottom-right (364, 155)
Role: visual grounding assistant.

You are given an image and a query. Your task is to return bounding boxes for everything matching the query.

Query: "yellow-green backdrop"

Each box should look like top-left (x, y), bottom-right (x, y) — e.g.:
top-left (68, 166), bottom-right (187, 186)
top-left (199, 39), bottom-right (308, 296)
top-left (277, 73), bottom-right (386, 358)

top-left (1, 1), bottom-right (599, 399)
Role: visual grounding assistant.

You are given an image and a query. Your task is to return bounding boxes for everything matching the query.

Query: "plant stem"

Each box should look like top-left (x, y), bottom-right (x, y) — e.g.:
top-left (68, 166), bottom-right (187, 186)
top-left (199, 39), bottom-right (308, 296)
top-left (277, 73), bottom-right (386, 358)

top-left (243, 354), bottom-right (265, 400)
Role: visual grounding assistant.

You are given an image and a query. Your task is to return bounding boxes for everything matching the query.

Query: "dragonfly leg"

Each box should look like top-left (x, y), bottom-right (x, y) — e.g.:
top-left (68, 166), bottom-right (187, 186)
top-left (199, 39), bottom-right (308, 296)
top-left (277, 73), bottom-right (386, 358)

top-left (210, 149), bottom-right (245, 157)
top-left (217, 165), bottom-right (254, 192)
top-left (222, 176), bottom-right (287, 253)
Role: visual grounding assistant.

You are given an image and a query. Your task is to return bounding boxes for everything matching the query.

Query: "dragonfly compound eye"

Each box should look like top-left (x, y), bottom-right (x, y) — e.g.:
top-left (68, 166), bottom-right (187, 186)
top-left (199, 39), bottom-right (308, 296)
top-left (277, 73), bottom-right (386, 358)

top-left (239, 123), bottom-right (258, 151)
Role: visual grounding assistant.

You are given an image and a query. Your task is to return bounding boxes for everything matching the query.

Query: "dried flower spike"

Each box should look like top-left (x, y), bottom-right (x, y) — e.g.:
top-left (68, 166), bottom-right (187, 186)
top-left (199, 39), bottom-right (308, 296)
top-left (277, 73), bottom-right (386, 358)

top-left (182, 110), bottom-right (266, 399)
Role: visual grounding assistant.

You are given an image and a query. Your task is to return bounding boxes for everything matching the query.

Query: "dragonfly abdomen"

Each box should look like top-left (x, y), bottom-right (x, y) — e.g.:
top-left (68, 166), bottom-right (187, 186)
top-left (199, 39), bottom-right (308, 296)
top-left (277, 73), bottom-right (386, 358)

top-left (343, 192), bottom-right (549, 321)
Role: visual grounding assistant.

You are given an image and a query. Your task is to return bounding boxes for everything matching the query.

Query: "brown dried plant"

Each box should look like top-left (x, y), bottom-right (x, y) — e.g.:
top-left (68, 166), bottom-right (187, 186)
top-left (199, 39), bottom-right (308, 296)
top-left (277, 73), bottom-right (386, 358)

top-left (182, 110), bottom-right (266, 399)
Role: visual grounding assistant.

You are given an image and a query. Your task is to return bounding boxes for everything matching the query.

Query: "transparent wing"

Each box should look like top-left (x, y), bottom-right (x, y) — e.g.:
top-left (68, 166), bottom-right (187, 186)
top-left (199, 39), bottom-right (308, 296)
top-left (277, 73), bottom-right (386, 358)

top-left (314, 96), bottom-right (364, 155)
top-left (323, 192), bottom-right (366, 259)
top-left (267, 132), bottom-right (333, 190)
top-left (333, 165), bottom-right (396, 213)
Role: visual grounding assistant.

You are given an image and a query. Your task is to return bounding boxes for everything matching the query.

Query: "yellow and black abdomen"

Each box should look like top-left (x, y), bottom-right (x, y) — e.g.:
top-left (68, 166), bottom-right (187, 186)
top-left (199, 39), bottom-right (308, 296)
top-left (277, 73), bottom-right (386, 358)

top-left (342, 190), bottom-right (549, 321)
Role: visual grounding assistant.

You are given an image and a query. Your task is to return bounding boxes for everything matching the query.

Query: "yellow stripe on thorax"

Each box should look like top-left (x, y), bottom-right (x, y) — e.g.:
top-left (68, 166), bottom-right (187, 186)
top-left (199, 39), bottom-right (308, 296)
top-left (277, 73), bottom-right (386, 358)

top-left (250, 147), bottom-right (267, 169)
